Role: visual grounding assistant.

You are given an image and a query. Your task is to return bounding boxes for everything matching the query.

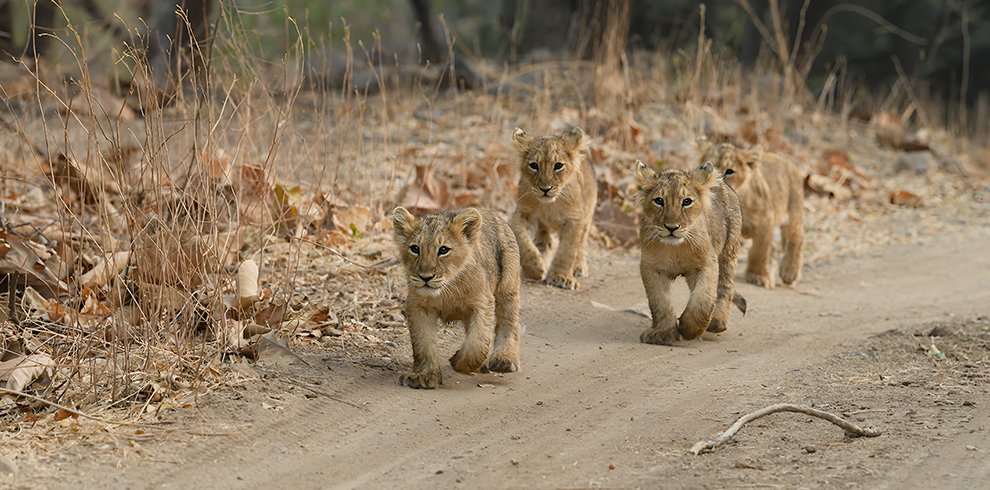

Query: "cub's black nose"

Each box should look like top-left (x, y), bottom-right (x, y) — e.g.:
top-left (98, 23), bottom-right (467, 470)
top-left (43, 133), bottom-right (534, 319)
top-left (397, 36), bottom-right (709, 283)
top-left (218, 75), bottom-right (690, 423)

top-left (419, 274), bottom-right (435, 282)
top-left (540, 187), bottom-right (552, 194)
top-left (664, 224), bottom-right (680, 232)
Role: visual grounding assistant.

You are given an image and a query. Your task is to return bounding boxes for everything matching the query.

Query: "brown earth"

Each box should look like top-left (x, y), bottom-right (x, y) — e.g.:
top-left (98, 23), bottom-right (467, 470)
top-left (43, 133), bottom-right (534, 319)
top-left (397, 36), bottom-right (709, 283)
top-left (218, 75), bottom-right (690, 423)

top-left (4, 220), bottom-right (989, 489)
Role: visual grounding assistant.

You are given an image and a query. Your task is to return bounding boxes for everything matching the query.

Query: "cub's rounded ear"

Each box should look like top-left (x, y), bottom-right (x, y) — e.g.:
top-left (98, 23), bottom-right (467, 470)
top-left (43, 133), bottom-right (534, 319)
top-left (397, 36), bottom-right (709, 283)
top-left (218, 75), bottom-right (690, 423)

top-left (634, 160), bottom-right (655, 189)
top-left (512, 127), bottom-right (529, 153)
top-left (741, 147), bottom-right (760, 168)
top-left (693, 162), bottom-right (719, 188)
top-left (565, 126), bottom-right (589, 153)
top-left (452, 208), bottom-right (483, 241)
top-left (392, 206), bottom-right (416, 238)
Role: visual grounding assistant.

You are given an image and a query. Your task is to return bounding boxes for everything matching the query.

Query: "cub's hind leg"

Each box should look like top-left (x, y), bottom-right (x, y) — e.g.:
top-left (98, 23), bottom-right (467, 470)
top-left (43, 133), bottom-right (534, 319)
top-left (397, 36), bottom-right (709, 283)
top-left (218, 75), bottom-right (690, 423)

top-left (708, 233), bottom-right (741, 333)
top-left (486, 242), bottom-right (522, 373)
top-left (744, 226), bottom-right (775, 289)
top-left (572, 222), bottom-right (591, 277)
top-left (778, 190), bottom-right (804, 285)
top-left (487, 293), bottom-right (521, 373)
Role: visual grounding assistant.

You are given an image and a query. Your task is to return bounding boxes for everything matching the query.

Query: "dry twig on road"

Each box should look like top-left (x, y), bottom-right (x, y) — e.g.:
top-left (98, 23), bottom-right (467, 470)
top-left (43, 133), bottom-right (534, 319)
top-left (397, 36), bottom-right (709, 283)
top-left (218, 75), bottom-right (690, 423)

top-left (691, 403), bottom-right (882, 455)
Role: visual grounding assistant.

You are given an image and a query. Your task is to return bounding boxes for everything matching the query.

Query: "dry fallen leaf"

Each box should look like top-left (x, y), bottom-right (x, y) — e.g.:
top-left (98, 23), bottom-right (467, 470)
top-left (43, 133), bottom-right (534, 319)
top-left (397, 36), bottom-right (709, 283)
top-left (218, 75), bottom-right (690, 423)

top-left (79, 251), bottom-right (131, 288)
top-left (0, 353), bottom-right (54, 392)
top-left (889, 190), bottom-right (924, 208)
top-left (53, 407), bottom-right (78, 422)
top-left (804, 174), bottom-right (853, 201)
top-left (593, 200), bottom-right (639, 248)
top-left (331, 205), bottom-right (373, 237)
top-left (397, 165), bottom-right (450, 213)
top-left (253, 302), bottom-right (287, 327)
top-left (0, 231), bottom-right (69, 297)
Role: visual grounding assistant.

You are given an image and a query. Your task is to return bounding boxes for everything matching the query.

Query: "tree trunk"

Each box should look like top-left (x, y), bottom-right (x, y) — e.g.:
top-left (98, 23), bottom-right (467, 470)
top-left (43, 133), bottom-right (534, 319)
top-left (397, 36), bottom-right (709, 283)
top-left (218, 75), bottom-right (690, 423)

top-left (25, 0), bottom-right (57, 61)
top-left (146, 0), bottom-right (214, 95)
top-left (408, 0), bottom-right (481, 89)
top-left (0, 0), bottom-right (14, 59)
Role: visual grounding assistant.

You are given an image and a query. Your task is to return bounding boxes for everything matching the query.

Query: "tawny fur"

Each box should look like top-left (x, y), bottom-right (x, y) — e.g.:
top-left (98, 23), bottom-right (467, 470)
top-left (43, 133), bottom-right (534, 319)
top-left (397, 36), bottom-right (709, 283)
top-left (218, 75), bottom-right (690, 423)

top-left (510, 127), bottom-right (597, 290)
top-left (392, 207), bottom-right (522, 389)
top-left (634, 162), bottom-right (744, 345)
top-left (701, 142), bottom-right (805, 288)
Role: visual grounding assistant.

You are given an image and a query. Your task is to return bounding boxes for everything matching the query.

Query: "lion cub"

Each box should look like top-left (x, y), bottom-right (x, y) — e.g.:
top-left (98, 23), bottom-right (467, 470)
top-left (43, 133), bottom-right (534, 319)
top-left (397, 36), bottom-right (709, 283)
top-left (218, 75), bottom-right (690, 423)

top-left (702, 142), bottom-right (804, 288)
top-left (510, 127), bottom-right (597, 290)
top-left (392, 207), bottom-right (522, 389)
top-left (634, 161), bottom-right (744, 345)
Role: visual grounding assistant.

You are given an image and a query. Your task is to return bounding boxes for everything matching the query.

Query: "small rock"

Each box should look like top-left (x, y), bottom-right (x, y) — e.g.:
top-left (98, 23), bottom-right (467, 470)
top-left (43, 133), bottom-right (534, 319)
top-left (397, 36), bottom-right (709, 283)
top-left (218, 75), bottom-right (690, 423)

top-left (609, 463), bottom-right (617, 470)
top-left (966, 445), bottom-right (978, 451)
top-left (929, 325), bottom-right (955, 337)
top-left (804, 445), bottom-right (817, 454)
top-left (895, 151), bottom-right (936, 175)
top-left (963, 401), bottom-right (975, 407)
top-left (510, 459), bottom-right (519, 466)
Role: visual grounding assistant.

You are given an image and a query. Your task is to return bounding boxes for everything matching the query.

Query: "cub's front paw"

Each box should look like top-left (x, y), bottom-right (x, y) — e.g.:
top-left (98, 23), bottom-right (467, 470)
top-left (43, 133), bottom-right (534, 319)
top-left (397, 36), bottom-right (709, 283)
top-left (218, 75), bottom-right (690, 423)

top-left (744, 272), bottom-right (774, 289)
top-left (449, 350), bottom-right (485, 374)
top-left (483, 353), bottom-right (520, 373)
top-left (707, 317), bottom-right (728, 333)
top-left (399, 370), bottom-right (441, 389)
top-left (546, 273), bottom-right (578, 290)
top-left (521, 261), bottom-right (546, 281)
top-left (779, 267), bottom-right (800, 286)
top-left (573, 259), bottom-right (588, 278)
top-left (640, 326), bottom-right (678, 345)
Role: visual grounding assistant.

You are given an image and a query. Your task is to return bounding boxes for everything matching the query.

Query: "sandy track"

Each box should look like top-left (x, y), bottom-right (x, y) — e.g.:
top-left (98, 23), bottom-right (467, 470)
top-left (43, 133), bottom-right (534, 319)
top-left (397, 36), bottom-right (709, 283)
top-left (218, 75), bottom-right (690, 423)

top-left (50, 230), bottom-right (990, 489)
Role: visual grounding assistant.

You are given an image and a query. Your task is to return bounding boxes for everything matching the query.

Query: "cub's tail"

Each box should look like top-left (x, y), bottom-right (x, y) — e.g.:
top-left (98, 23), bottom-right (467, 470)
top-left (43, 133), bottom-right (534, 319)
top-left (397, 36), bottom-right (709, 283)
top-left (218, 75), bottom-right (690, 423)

top-left (732, 293), bottom-right (747, 315)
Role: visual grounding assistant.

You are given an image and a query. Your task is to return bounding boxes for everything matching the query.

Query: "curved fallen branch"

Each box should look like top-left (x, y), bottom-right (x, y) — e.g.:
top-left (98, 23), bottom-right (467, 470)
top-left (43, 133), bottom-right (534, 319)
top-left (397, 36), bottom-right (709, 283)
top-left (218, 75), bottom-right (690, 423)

top-left (691, 403), bottom-right (881, 455)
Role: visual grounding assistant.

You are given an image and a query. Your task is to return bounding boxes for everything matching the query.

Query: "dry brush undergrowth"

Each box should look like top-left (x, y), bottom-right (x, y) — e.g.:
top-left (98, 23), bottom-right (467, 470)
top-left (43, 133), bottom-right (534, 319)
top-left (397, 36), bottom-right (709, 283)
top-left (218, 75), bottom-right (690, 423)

top-left (0, 3), bottom-right (988, 452)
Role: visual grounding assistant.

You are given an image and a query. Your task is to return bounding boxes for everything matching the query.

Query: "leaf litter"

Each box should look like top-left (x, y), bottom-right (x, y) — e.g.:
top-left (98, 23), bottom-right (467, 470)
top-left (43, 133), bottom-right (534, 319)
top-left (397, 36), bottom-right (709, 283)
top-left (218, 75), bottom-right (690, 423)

top-left (0, 54), bottom-right (988, 473)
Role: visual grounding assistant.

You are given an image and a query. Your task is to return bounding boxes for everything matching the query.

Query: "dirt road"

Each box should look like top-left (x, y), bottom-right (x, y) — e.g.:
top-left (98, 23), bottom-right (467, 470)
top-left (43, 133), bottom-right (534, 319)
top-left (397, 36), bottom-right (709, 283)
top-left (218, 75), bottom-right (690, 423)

top-left (37, 228), bottom-right (990, 489)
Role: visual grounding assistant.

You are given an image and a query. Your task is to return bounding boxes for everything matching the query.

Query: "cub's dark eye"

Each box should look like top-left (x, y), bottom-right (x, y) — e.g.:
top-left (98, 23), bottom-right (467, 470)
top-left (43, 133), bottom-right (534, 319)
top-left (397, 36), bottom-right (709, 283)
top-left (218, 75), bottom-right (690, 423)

top-left (528, 162), bottom-right (539, 170)
top-left (724, 169), bottom-right (735, 175)
top-left (437, 246), bottom-right (450, 256)
top-left (553, 162), bottom-right (564, 171)
top-left (682, 198), bottom-right (693, 207)
top-left (653, 197), bottom-right (664, 206)
top-left (409, 245), bottom-right (420, 255)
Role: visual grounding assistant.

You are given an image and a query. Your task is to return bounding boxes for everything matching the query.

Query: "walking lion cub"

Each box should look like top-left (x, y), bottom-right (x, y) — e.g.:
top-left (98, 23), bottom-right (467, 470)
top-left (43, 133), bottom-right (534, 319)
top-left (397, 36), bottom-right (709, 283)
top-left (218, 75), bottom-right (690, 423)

top-left (701, 142), bottom-right (805, 288)
top-left (634, 161), bottom-right (745, 345)
top-left (510, 127), bottom-right (597, 290)
top-left (392, 207), bottom-right (522, 389)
